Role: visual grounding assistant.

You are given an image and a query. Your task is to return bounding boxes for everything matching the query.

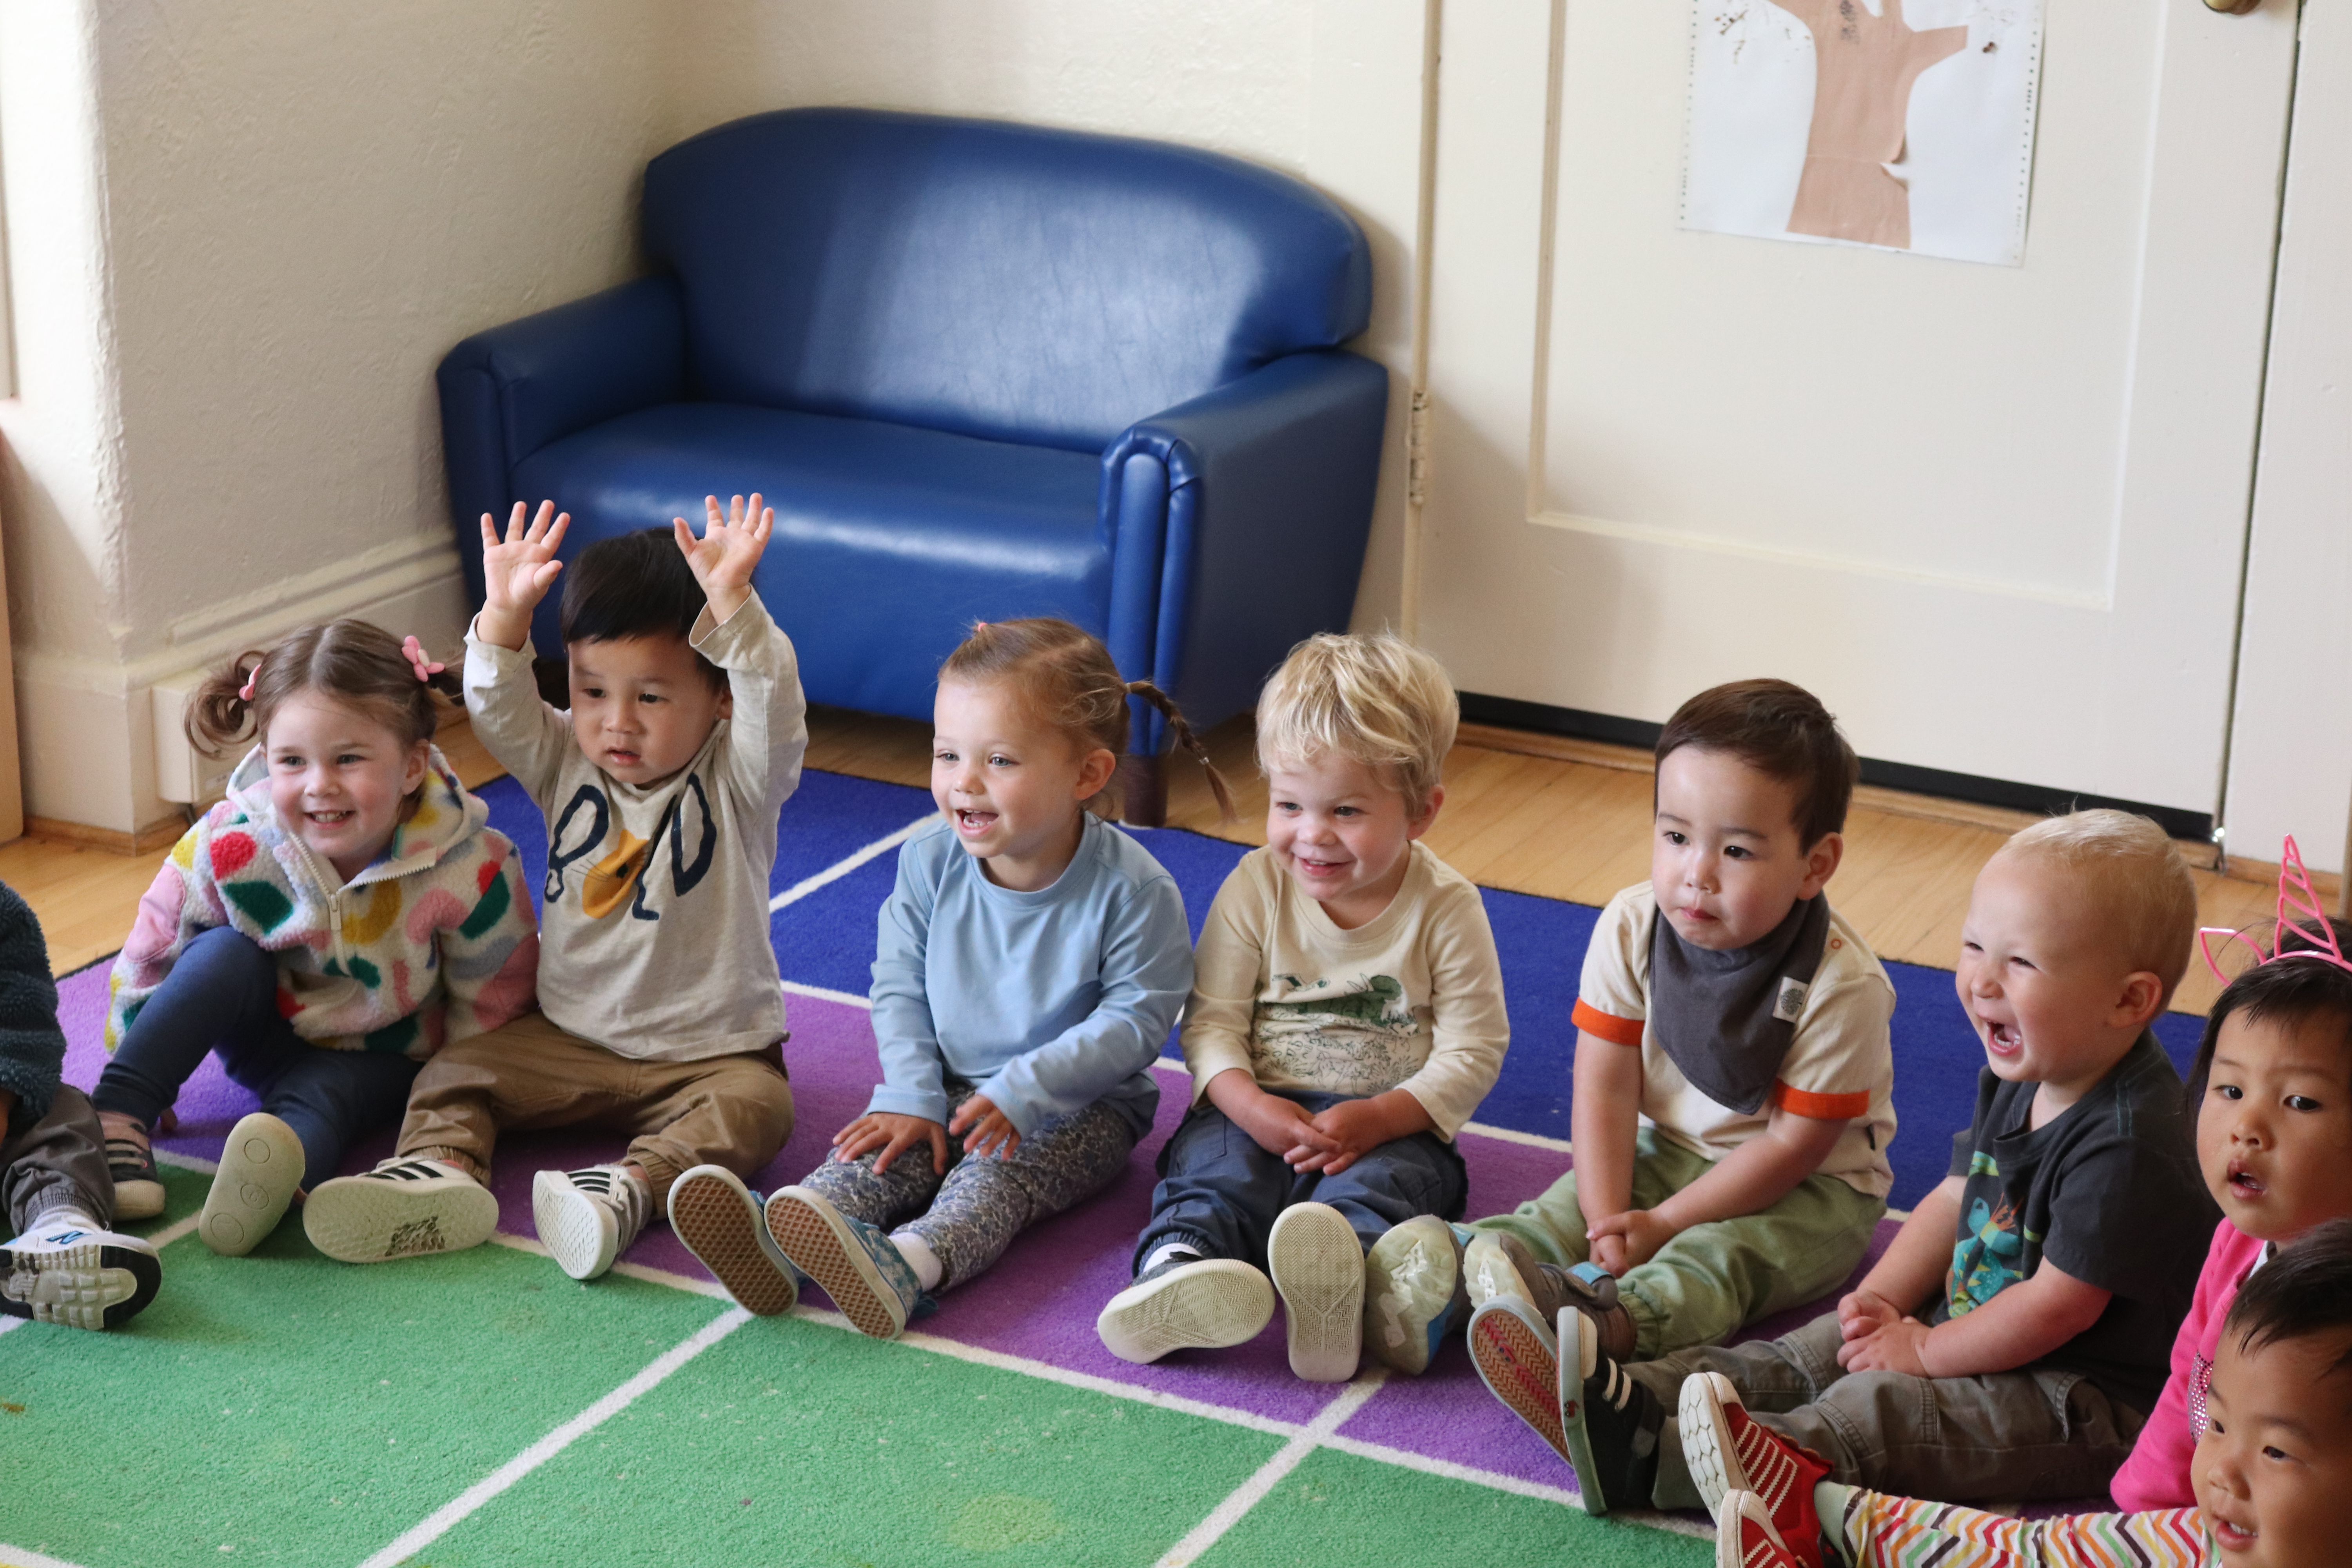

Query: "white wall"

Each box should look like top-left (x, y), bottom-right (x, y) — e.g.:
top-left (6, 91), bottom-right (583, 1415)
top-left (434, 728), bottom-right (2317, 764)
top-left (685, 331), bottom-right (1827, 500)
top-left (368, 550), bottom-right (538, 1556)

top-left (2222, 0), bottom-right (2352, 875)
top-left (0, 0), bottom-right (671, 832)
top-left (0, 0), bottom-right (1430, 833)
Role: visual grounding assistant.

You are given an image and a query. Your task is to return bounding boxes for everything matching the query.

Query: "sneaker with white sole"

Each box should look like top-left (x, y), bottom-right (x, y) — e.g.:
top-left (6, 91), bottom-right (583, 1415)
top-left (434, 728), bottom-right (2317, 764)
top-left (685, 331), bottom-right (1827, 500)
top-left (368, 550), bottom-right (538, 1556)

top-left (1716, 1490), bottom-right (1802, 1568)
top-left (1464, 1230), bottom-right (1637, 1361)
top-left (200, 1112), bottom-right (305, 1257)
top-left (1097, 1255), bottom-right (1276, 1365)
top-left (303, 1157), bottom-right (499, 1263)
top-left (533, 1165), bottom-right (651, 1281)
top-left (668, 1165), bottom-right (800, 1316)
top-left (1363, 1214), bottom-right (1470, 1376)
top-left (763, 1185), bottom-right (928, 1339)
top-left (1679, 1371), bottom-right (1830, 1567)
top-left (1, 1210), bottom-right (161, 1330)
top-left (1267, 1201), bottom-right (1365, 1383)
top-left (104, 1123), bottom-right (167, 1222)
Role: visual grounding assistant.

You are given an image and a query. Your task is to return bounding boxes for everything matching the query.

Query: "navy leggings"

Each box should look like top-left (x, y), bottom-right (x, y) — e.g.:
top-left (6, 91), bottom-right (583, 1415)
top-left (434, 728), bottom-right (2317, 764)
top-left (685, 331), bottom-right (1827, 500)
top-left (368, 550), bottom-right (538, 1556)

top-left (91, 927), bottom-right (420, 1189)
top-left (1132, 1088), bottom-right (1469, 1276)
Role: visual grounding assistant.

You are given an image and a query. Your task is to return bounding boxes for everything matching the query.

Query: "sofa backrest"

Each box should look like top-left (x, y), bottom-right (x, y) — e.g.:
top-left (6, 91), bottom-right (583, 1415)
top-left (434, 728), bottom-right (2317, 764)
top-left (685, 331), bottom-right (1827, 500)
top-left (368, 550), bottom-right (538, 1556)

top-left (641, 108), bottom-right (1372, 454)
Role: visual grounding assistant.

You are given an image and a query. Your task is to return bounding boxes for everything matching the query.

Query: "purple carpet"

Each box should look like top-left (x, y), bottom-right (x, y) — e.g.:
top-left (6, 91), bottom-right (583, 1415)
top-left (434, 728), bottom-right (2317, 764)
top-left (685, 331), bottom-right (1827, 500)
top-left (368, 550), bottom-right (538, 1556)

top-left (57, 958), bottom-right (1891, 1490)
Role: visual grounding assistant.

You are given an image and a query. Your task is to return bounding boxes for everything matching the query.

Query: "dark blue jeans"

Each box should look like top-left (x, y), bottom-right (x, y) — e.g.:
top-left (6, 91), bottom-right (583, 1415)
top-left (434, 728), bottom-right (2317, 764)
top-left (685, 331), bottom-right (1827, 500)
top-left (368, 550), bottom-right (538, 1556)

top-left (91, 927), bottom-right (420, 1189)
top-left (1132, 1088), bottom-right (1468, 1277)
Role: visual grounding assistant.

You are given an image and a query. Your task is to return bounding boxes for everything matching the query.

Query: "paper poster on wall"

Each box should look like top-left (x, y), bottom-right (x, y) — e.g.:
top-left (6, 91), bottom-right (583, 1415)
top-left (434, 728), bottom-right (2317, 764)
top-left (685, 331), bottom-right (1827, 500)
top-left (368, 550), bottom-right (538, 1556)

top-left (1682, 0), bottom-right (2045, 266)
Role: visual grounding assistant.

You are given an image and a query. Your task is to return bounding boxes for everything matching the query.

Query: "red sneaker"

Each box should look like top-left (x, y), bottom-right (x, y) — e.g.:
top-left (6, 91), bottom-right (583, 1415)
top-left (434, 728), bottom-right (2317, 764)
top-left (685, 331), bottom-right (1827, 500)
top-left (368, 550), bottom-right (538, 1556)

top-left (1680, 1372), bottom-right (1830, 1568)
top-left (1715, 1490), bottom-right (1801, 1568)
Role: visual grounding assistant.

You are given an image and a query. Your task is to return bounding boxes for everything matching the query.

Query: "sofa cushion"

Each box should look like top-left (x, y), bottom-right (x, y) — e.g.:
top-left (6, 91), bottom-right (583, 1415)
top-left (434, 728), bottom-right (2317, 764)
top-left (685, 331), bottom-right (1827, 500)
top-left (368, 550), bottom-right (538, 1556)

top-left (512, 404), bottom-right (1110, 719)
top-left (641, 107), bottom-right (1372, 455)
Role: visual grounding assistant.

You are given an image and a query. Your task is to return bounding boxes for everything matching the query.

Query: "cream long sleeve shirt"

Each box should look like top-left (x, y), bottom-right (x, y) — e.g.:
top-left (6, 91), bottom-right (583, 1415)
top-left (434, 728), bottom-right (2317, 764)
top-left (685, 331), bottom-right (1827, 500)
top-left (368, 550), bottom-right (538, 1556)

top-left (1180, 843), bottom-right (1509, 1140)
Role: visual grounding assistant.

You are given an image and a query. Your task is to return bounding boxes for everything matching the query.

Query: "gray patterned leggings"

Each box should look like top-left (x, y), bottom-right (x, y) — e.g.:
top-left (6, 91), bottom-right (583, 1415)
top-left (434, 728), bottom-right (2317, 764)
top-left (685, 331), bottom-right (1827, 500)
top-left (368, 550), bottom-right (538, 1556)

top-left (797, 1080), bottom-right (1136, 1292)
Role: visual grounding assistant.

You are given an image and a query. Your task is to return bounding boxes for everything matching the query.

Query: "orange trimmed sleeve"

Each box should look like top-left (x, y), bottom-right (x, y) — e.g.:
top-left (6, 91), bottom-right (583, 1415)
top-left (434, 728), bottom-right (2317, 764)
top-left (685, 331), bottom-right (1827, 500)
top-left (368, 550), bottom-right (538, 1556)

top-left (1572, 998), bottom-right (1645, 1047)
top-left (1770, 1081), bottom-right (1873, 1120)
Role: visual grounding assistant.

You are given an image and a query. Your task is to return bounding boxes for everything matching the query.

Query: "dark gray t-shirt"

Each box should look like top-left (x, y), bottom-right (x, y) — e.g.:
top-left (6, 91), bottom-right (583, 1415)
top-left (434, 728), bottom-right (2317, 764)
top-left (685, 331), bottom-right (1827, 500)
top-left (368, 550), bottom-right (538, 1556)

top-left (1932, 1032), bottom-right (2214, 1414)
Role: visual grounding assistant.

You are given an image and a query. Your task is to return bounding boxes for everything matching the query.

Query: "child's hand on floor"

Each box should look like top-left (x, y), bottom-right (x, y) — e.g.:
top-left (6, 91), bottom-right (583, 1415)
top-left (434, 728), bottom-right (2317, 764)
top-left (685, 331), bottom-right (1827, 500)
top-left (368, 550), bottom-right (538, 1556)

top-left (476, 501), bottom-right (570, 649)
top-left (673, 492), bottom-right (774, 626)
top-left (1837, 1314), bottom-right (1934, 1376)
top-left (1586, 1207), bottom-right (1678, 1270)
top-left (833, 1111), bottom-right (951, 1176)
top-left (949, 1095), bottom-right (1020, 1160)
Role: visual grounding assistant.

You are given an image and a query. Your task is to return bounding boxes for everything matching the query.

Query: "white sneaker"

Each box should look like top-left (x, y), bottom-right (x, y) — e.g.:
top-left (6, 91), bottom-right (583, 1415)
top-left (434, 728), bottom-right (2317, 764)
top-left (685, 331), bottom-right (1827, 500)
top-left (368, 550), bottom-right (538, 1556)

top-left (669, 1165), bottom-right (799, 1316)
top-left (200, 1112), bottom-right (304, 1257)
top-left (303, 1157), bottom-right (499, 1263)
top-left (1268, 1201), bottom-right (1365, 1382)
top-left (1096, 1256), bottom-right (1275, 1365)
top-left (533, 1165), bottom-right (650, 1281)
top-left (1, 1210), bottom-right (162, 1330)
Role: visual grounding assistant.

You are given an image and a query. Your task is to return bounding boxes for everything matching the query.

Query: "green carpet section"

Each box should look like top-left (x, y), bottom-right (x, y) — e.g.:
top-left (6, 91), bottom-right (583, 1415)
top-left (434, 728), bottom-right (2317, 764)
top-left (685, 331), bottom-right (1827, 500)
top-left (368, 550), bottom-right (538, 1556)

top-left (417, 1320), bottom-right (1285, 1567)
top-left (0, 1168), bottom-right (726, 1568)
top-left (1194, 1448), bottom-right (1713, 1568)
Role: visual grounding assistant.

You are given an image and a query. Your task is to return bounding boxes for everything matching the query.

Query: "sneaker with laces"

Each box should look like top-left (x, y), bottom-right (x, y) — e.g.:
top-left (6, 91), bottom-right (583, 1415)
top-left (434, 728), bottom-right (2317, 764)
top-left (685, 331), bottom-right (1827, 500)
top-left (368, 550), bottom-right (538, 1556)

top-left (104, 1123), bottom-right (167, 1222)
top-left (1, 1210), bottom-right (161, 1330)
top-left (1267, 1201), bottom-right (1365, 1382)
top-left (1463, 1230), bottom-right (1638, 1361)
top-left (200, 1112), bottom-right (305, 1258)
top-left (1558, 1305), bottom-right (1667, 1515)
top-left (304, 1157), bottom-right (499, 1263)
top-left (1680, 1371), bottom-right (1830, 1567)
top-left (1363, 1214), bottom-right (1470, 1375)
top-left (1716, 1490), bottom-right (1802, 1568)
top-left (1097, 1254), bottom-right (1276, 1365)
top-left (763, 1185), bottom-right (928, 1339)
top-left (668, 1165), bottom-right (799, 1316)
top-left (533, 1165), bottom-right (651, 1281)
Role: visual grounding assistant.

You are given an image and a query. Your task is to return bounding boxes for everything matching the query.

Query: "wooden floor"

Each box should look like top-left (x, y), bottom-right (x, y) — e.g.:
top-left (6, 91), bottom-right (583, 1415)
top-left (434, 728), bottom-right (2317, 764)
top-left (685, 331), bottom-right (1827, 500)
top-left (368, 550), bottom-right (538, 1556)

top-left (4, 706), bottom-right (2284, 1013)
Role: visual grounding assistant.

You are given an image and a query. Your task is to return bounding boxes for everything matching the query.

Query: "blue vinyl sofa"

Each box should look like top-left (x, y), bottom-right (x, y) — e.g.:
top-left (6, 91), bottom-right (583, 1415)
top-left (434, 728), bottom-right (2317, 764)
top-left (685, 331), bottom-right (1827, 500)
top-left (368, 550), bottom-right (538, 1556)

top-left (437, 107), bottom-right (1389, 820)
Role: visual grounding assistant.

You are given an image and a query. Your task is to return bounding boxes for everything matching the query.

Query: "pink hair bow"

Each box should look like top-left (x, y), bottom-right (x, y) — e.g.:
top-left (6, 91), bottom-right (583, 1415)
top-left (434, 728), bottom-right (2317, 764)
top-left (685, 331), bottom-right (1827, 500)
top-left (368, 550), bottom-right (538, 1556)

top-left (2197, 835), bottom-right (2352, 983)
top-left (237, 658), bottom-right (261, 702)
top-left (401, 636), bottom-right (447, 684)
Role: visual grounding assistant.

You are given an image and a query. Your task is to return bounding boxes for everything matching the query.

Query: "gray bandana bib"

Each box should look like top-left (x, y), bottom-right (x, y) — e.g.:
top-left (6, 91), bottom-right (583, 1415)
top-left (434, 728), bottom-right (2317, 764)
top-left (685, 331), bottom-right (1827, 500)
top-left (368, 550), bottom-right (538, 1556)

top-left (1647, 894), bottom-right (1833, 1115)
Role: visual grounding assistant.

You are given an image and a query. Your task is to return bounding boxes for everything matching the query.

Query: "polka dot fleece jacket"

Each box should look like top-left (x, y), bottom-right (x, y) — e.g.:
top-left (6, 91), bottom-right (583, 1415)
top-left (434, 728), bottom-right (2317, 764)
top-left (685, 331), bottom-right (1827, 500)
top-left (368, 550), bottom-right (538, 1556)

top-left (104, 745), bottom-right (539, 1060)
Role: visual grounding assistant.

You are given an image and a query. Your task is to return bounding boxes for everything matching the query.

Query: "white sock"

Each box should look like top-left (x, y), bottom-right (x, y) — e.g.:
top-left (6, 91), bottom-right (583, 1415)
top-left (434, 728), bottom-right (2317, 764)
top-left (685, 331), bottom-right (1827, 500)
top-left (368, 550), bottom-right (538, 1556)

top-left (891, 1231), bottom-right (944, 1290)
top-left (1143, 1242), bottom-right (1203, 1275)
top-left (30, 1205), bottom-right (103, 1234)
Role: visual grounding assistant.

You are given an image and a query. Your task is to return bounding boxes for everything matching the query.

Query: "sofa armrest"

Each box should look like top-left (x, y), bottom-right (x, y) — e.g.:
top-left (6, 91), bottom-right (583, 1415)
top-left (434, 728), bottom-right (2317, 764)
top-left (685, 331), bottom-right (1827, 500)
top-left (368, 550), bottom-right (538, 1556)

top-left (1100, 350), bottom-right (1391, 751)
top-left (436, 274), bottom-right (687, 603)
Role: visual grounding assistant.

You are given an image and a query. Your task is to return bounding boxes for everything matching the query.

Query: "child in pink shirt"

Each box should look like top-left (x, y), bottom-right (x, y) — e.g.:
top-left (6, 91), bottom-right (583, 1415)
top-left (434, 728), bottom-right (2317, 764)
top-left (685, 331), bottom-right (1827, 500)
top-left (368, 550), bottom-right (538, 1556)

top-left (2109, 914), bottom-right (2352, 1510)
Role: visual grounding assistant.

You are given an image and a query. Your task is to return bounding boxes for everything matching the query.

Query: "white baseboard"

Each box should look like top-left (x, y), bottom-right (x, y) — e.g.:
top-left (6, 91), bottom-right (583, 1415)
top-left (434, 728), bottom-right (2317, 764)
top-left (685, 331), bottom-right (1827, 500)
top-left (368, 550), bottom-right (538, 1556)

top-left (13, 537), bottom-right (470, 833)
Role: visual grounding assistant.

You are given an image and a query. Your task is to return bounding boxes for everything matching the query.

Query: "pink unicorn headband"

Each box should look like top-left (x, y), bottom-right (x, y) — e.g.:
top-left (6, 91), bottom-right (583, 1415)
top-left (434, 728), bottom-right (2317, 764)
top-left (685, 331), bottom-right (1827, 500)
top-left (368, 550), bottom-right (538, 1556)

top-left (2197, 835), bottom-right (2352, 984)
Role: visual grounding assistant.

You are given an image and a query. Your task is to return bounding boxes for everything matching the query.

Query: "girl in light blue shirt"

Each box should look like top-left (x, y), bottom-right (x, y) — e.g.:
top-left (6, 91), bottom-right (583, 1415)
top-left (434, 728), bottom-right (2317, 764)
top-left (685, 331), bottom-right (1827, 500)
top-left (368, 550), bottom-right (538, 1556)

top-left (670, 618), bottom-right (1227, 1338)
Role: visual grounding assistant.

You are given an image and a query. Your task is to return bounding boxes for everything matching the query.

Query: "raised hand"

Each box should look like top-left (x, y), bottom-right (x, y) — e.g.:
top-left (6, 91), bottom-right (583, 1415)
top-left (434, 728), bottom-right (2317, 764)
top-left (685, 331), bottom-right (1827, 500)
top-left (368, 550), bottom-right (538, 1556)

top-left (476, 501), bottom-right (570, 650)
top-left (672, 492), bottom-right (774, 625)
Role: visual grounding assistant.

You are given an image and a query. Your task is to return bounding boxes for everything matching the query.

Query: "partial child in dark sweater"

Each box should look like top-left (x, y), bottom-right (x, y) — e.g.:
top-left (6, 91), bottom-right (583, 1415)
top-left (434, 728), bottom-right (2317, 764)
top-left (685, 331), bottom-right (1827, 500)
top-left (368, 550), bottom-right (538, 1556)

top-left (0, 882), bottom-right (160, 1330)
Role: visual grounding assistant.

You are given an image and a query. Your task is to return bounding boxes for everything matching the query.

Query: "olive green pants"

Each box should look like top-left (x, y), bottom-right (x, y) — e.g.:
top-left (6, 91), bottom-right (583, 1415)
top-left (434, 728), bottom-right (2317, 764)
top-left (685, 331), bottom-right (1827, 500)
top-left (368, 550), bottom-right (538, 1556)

top-left (1468, 1127), bottom-right (1884, 1359)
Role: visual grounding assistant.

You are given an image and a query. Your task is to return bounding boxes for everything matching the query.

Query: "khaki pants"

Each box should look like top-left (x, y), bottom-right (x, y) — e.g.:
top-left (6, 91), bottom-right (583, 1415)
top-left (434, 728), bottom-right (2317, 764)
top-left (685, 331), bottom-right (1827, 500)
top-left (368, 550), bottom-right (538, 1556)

top-left (396, 1010), bottom-right (793, 1202)
top-left (1468, 1126), bottom-right (1884, 1359)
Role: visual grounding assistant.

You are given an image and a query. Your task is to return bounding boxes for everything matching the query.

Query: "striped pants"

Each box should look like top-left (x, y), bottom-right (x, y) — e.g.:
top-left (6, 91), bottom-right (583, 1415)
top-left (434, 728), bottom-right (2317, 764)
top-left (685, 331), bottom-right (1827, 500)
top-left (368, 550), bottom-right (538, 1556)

top-left (1832, 1486), bottom-right (2209, 1568)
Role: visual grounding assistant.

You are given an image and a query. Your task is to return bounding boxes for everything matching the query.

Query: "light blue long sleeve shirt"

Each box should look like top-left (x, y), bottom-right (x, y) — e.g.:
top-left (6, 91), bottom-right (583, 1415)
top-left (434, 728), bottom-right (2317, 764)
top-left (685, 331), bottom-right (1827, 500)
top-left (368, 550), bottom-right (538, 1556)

top-left (867, 814), bottom-right (1191, 1139)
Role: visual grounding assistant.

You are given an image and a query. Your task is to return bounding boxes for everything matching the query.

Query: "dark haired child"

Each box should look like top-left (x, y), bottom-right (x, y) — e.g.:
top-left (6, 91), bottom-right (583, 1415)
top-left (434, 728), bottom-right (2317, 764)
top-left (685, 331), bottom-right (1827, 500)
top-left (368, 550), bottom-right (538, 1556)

top-left (669, 617), bottom-right (1207, 1338)
top-left (1097, 632), bottom-right (1509, 1383)
top-left (1698, 1217), bottom-right (2352, 1568)
top-left (92, 619), bottom-right (537, 1258)
top-left (1458, 678), bottom-right (1895, 1396)
top-left (305, 497), bottom-right (805, 1283)
top-left (1523, 808), bottom-right (2215, 1521)
top-left (2, 880), bottom-right (162, 1330)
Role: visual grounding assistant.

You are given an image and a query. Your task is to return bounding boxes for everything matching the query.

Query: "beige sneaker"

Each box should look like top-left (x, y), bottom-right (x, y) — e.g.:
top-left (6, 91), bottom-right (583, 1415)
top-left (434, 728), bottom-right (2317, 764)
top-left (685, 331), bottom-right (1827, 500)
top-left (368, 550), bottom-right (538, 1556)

top-left (303, 1157), bottom-right (498, 1263)
top-left (199, 1112), bottom-right (305, 1256)
top-left (1267, 1201), bottom-right (1365, 1383)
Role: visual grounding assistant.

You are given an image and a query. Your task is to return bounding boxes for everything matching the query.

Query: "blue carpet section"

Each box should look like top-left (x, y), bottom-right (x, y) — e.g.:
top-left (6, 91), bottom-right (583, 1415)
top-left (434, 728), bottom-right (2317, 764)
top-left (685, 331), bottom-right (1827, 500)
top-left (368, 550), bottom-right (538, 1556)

top-left (478, 772), bottom-right (2209, 1210)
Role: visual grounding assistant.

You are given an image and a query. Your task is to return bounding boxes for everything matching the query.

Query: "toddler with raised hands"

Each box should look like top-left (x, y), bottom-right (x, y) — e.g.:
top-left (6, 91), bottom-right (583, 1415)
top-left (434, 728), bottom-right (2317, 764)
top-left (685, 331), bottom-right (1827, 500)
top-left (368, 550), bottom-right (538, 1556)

top-left (92, 620), bottom-right (536, 1258)
top-left (1699, 1217), bottom-right (2352, 1568)
top-left (670, 617), bottom-right (1207, 1338)
top-left (1096, 633), bottom-right (1508, 1383)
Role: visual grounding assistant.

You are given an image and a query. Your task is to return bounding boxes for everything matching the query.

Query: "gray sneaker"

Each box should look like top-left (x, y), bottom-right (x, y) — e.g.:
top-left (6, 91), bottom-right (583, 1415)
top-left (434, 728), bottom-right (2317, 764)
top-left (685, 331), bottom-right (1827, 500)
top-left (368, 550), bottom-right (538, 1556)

top-left (1363, 1214), bottom-right (1470, 1375)
top-left (1465, 1231), bottom-right (1637, 1362)
top-left (1, 1210), bottom-right (162, 1330)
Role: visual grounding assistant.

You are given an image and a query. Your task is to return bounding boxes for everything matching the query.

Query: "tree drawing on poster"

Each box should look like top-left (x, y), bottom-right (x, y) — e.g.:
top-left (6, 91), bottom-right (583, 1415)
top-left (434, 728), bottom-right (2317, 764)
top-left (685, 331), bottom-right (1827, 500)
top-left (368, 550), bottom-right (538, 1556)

top-left (1682, 0), bottom-right (2045, 266)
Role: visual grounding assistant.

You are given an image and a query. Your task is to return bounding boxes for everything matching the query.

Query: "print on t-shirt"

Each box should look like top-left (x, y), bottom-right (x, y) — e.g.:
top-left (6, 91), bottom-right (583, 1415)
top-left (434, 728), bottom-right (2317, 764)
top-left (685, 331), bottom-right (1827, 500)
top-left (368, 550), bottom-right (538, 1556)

top-left (1255, 972), bottom-right (1419, 1096)
top-left (543, 775), bottom-right (718, 922)
top-left (1948, 1155), bottom-right (2032, 1314)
